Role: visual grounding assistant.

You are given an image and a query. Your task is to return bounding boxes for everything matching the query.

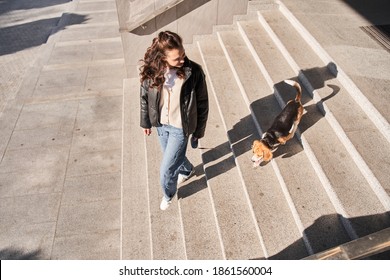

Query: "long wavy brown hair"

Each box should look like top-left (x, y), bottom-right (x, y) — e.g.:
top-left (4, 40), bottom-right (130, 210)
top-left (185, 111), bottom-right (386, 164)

top-left (139, 31), bottom-right (186, 88)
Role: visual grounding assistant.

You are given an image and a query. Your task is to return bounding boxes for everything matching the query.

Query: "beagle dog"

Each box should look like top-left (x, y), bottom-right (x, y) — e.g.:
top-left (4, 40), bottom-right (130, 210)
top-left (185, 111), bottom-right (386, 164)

top-left (252, 80), bottom-right (303, 166)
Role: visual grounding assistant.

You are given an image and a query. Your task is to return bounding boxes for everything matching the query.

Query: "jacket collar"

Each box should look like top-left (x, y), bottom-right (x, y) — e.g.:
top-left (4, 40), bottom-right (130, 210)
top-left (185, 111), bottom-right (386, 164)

top-left (183, 56), bottom-right (192, 82)
top-left (261, 132), bottom-right (280, 150)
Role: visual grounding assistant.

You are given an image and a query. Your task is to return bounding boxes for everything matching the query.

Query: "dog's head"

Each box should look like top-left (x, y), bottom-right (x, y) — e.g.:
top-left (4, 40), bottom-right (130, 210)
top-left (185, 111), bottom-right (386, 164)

top-left (251, 140), bottom-right (273, 167)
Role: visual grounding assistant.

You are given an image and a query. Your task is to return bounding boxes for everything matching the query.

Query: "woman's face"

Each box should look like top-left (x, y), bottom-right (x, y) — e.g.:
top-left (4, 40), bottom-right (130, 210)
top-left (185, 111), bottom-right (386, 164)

top-left (164, 48), bottom-right (185, 68)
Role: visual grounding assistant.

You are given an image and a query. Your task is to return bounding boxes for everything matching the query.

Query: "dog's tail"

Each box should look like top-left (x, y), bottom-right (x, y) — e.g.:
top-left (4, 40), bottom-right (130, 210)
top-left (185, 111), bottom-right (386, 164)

top-left (284, 79), bottom-right (302, 102)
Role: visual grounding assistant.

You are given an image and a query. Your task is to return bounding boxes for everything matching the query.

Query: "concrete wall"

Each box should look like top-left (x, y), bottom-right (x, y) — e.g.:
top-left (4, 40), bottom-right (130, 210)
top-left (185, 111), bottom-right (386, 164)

top-left (116, 0), bottom-right (250, 77)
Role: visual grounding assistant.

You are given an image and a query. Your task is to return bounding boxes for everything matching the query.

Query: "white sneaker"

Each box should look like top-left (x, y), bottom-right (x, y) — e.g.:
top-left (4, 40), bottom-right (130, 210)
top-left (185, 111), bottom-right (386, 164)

top-left (160, 197), bottom-right (171, 211)
top-left (177, 168), bottom-right (195, 184)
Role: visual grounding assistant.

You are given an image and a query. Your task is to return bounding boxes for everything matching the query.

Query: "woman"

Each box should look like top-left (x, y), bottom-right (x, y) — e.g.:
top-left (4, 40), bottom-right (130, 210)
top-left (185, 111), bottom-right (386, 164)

top-left (139, 31), bottom-right (209, 210)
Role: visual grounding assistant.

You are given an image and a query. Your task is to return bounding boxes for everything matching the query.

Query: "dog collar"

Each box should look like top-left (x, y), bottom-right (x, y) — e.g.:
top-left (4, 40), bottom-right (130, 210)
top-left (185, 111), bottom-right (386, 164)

top-left (261, 132), bottom-right (280, 150)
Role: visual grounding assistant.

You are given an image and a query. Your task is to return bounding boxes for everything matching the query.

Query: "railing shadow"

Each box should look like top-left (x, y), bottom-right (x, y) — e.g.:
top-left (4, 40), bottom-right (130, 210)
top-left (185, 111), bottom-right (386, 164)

top-left (0, 247), bottom-right (43, 260)
top-left (0, 14), bottom-right (88, 56)
top-left (0, 0), bottom-right (71, 16)
top-left (343, 0), bottom-right (390, 25)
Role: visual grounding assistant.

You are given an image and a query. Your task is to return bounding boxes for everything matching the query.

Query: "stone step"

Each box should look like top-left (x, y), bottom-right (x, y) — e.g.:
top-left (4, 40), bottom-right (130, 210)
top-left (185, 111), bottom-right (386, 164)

top-left (47, 40), bottom-right (123, 66)
top-left (76, 0), bottom-right (118, 12)
top-left (121, 78), bottom-right (151, 259)
top-left (247, 0), bottom-right (279, 12)
top-left (176, 140), bottom-right (225, 260)
top-left (143, 123), bottom-right (187, 259)
top-left (57, 23), bottom-right (120, 42)
top-left (181, 44), bottom-right (226, 260)
top-left (190, 40), bottom-right (265, 260)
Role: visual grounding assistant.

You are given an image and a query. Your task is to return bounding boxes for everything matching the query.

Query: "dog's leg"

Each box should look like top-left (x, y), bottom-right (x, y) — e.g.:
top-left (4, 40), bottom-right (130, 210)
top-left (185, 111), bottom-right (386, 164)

top-left (278, 137), bottom-right (288, 145)
top-left (278, 121), bottom-right (299, 144)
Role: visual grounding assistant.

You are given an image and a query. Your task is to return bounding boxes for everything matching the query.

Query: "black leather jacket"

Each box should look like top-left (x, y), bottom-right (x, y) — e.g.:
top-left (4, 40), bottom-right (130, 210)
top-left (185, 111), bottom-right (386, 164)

top-left (140, 57), bottom-right (209, 138)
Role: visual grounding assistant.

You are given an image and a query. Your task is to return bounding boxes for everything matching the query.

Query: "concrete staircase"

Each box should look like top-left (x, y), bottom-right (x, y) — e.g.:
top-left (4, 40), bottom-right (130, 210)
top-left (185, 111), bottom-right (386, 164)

top-left (122, 0), bottom-right (390, 259)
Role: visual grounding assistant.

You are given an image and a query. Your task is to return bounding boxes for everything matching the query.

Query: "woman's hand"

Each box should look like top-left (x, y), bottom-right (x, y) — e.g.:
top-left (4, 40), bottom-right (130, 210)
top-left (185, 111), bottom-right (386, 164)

top-left (190, 135), bottom-right (198, 148)
top-left (143, 128), bottom-right (151, 136)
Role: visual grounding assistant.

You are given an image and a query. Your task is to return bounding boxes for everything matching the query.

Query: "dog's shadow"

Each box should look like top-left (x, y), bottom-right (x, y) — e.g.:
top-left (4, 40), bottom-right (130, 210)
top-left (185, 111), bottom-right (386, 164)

top-left (299, 84), bottom-right (340, 134)
top-left (256, 139), bottom-right (303, 167)
top-left (257, 142), bottom-right (299, 167)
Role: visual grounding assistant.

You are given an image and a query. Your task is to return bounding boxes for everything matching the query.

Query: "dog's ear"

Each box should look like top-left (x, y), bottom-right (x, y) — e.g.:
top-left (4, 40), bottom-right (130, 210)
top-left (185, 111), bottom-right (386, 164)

top-left (252, 140), bottom-right (260, 151)
top-left (263, 148), bottom-right (273, 162)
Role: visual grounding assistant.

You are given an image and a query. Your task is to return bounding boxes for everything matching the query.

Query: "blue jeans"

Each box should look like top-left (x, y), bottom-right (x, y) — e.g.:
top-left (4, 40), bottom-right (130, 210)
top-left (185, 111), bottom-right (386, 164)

top-left (157, 125), bottom-right (193, 201)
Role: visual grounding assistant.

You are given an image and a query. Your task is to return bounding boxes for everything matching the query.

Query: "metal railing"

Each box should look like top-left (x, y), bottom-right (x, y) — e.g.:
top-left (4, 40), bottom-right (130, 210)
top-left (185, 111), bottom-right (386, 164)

top-left (303, 227), bottom-right (390, 260)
